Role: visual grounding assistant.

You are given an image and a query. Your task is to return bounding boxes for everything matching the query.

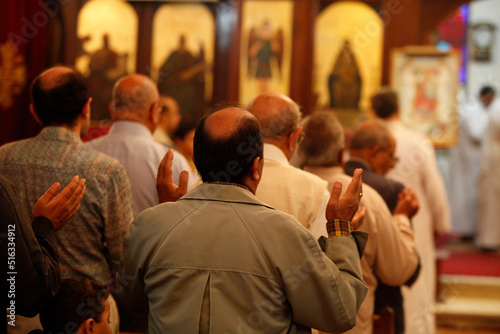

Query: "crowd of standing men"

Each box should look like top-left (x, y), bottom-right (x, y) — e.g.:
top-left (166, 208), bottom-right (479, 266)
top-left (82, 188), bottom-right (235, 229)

top-left (3, 65), bottom-right (497, 334)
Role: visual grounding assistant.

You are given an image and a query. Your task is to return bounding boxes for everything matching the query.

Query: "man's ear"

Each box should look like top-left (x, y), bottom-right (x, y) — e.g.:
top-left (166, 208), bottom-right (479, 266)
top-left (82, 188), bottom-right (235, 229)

top-left (250, 156), bottom-right (262, 181)
top-left (81, 318), bottom-right (95, 333)
top-left (82, 98), bottom-right (92, 120)
top-left (338, 149), bottom-right (345, 166)
top-left (150, 102), bottom-right (160, 125)
top-left (108, 101), bottom-right (115, 120)
top-left (286, 127), bottom-right (302, 150)
top-left (29, 103), bottom-right (43, 125)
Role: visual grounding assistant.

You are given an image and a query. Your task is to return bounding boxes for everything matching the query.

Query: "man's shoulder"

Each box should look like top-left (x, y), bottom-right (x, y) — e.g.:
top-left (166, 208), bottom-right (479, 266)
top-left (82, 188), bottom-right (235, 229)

top-left (0, 137), bottom-right (34, 155)
top-left (264, 160), bottom-right (327, 187)
top-left (77, 145), bottom-right (129, 180)
top-left (135, 185), bottom-right (305, 235)
top-left (390, 122), bottom-right (430, 145)
top-left (87, 132), bottom-right (167, 159)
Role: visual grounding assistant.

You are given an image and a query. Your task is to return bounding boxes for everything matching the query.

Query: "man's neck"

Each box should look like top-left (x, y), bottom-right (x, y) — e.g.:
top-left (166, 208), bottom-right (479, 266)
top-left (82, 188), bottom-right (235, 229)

top-left (264, 139), bottom-right (291, 161)
top-left (60, 123), bottom-right (82, 138)
top-left (382, 114), bottom-right (399, 122)
top-left (114, 115), bottom-right (154, 133)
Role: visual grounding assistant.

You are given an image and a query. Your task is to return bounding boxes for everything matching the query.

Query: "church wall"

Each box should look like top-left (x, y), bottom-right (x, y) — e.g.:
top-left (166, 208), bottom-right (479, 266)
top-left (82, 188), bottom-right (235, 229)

top-left (467, 0), bottom-right (500, 98)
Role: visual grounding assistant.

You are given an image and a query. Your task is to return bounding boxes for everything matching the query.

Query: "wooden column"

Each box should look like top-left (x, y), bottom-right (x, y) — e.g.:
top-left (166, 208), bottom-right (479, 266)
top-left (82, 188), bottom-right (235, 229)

top-left (290, 0), bottom-right (319, 114)
top-left (131, 3), bottom-right (155, 75)
top-left (213, 0), bottom-right (242, 104)
top-left (381, 0), bottom-right (422, 84)
top-left (60, 0), bottom-right (79, 65)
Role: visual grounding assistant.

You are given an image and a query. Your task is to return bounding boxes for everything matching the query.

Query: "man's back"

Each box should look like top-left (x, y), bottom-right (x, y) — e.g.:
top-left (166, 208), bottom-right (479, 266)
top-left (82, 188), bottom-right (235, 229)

top-left (0, 126), bottom-right (134, 284)
top-left (122, 183), bottom-right (367, 334)
top-left (345, 159), bottom-right (404, 213)
top-left (86, 120), bottom-right (194, 216)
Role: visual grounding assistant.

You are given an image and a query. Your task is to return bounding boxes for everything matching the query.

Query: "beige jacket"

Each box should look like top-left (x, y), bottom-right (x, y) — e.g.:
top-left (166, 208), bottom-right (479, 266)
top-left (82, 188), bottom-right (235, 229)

top-left (120, 183), bottom-right (368, 333)
top-left (305, 166), bottom-right (418, 334)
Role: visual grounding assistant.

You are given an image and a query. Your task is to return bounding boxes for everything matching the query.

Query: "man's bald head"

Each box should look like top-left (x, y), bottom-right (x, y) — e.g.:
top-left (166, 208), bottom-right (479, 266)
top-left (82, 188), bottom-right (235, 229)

top-left (31, 66), bottom-right (89, 127)
top-left (194, 107), bottom-right (263, 184)
top-left (37, 66), bottom-right (74, 89)
top-left (112, 74), bottom-right (159, 118)
top-left (248, 92), bottom-right (301, 140)
top-left (204, 107), bottom-right (251, 139)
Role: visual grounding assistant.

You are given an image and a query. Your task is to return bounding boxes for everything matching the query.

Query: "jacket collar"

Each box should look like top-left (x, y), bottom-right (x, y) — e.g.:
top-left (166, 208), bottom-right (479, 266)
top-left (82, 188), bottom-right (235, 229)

top-left (180, 183), bottom-right (275, 209)
top-left (38, 126), bottom-right (82, 144)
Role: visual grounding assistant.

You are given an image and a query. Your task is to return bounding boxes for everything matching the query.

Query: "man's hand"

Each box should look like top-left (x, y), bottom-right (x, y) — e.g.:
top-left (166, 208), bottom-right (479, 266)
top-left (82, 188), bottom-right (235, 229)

top-left (394, 188), bottom-right (419, 219)
top-left (157, 149), bottom-right (189, 203)
top-left (326, 168), bottom-right (363, 222)
top-left (33, 175), bottom-right (86, 231)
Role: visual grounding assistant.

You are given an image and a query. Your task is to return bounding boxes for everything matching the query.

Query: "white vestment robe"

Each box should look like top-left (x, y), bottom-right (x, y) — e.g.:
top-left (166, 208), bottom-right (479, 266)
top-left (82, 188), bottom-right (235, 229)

top-left (385, 120), bottom-right (451, 334)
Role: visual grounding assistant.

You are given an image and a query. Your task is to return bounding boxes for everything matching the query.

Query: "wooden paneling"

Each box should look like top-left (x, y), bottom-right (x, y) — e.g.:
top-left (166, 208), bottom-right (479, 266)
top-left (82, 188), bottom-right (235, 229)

top-left (213, 0), bottom-right (242, 104)
top-left (60, 0), bottom-right (81, 65)
top-left (290, 0), bottom-right (319, 114)
top-left (382, 0), bottom-right (422, 84)
top-left (131, 2), bottom-right (155, 75)
top-left (6, 0), bottom-right (474, 146)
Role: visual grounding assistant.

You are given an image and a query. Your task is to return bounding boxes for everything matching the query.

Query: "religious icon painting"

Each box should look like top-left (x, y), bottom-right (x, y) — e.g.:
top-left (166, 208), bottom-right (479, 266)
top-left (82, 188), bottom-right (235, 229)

top-left (314, 1), bottom-right (383, 127)
top-left (152, 3), bottom-right (215, 123)
top-left (76, 0), bottom-right (138, 122)
top-left (239, 1), bottom-right (293, 105)
top-left (390, 46), bottom-right (459, 147)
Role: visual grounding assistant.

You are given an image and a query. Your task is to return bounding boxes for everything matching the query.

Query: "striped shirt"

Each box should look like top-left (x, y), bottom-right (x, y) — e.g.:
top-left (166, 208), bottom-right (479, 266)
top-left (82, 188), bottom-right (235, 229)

top-left (0, 126), bottom-right (134, 284)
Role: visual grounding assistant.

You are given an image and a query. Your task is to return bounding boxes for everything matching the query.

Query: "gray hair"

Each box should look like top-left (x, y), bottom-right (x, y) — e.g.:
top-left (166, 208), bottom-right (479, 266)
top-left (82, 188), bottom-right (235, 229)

top-left (299, 111), bottom-right (345, 167)
top-left (247, 96), bottom-right (301, 140)
top-left (349, 119), bottom-right (392, 150)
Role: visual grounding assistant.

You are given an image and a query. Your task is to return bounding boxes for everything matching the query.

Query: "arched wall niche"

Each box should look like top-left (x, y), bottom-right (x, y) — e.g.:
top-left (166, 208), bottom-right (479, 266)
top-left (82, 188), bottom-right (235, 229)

top-left (314, 1), bottom-right (383, 120)
top-left (151, 3), bottom-right (215, 121)
top-left (75, 0), bottom-right (138, 121)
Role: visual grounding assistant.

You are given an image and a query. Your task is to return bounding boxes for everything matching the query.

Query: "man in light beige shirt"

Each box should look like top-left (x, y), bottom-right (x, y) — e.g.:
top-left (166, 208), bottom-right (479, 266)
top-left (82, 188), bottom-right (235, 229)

top-left (298, 111), bottom-right (419, 334)
top-left (248, 92), bottom-right (330, 238)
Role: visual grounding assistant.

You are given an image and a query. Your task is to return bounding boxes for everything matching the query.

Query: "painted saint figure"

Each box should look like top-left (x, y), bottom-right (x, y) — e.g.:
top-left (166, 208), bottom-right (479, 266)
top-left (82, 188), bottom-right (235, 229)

top-left (87, 34), bottom-right (128, 121)
top-left (328, 40), bottom-right (362, 109)
top-left (157, 35), bottom-right (207, 122)
top-left (248, 20), bottom-right (283, 93)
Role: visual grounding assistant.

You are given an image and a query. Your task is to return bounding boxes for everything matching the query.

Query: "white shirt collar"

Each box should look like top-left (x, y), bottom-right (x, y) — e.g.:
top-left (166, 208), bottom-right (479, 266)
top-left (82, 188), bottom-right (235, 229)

top-left (109, 120), bottom-right (154, 140)
top-left (263, 143), bottom-right (290, 165)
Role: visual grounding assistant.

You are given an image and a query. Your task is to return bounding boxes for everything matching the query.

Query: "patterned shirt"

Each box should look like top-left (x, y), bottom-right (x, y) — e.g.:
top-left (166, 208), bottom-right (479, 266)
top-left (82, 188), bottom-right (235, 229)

top-left (0, 126), bottom-right (134, 284)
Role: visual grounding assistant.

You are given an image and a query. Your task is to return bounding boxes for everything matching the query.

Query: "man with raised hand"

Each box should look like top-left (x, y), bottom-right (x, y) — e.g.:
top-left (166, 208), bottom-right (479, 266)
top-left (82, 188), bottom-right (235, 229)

top-left (120, 106), bottom-right (368, 334)
top-left (0, 66), bottom-right (133, 333)
top-left (86, 74), bottom-right (195, 217)
top-left (299, 112), bottom-right (419, 334)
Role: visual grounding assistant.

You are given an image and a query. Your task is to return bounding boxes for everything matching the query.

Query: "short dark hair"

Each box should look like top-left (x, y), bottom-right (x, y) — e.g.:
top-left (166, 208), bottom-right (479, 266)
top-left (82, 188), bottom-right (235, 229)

top-left (40, 278), bottom-right (109, 334)
top-left (480, 85), bottom-right (495, 97)
top-left (30, 68), bottom-right (89, 127)
top-left (371, 87), bottom-right (398, 119)
top-left (193, 109), bottom-right (263, 184)
top-left (173, 120), bottom-right (197, 141)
